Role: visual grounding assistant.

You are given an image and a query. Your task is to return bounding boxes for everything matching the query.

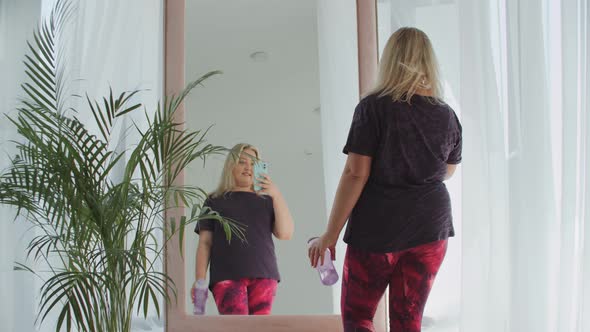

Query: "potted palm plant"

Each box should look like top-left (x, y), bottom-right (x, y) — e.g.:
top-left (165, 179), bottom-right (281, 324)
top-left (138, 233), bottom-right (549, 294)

top-left (0, 1), bottom-right (244, 331)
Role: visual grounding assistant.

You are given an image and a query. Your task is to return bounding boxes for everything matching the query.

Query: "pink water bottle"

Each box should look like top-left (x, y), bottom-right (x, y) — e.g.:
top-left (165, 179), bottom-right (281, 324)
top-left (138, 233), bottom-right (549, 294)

top-left (191, 279), bottom-right (208, 315)
top-left (308, 237), bottom-right (339, 286)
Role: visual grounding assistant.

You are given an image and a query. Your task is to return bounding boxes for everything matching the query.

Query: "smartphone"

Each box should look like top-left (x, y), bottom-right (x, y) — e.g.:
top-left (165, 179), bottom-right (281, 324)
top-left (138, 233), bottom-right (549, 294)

top-left (253, 161), bottom-right (269, 192)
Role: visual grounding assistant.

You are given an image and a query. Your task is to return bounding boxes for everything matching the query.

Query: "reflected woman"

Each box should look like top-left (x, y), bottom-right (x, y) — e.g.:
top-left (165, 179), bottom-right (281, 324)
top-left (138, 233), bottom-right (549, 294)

top-left (194, 143), bottom-right (294, 315)
top-left (308, 27), bottom-right (462, 332)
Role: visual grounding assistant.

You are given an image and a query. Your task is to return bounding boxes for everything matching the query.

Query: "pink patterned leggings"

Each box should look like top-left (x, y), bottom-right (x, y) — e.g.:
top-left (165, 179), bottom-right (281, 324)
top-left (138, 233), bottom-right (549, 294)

top-left (211, 278), bottom-right (278, 315)
top-left (341, 240), bottom-right (448, 332)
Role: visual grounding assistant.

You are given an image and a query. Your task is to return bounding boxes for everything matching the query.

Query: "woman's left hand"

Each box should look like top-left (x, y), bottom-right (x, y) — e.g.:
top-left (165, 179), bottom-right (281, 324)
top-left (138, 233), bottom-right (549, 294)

top-left (256, 174), bottom-right (281, 198)
top-left (308, 233), bottom-right (337, 268)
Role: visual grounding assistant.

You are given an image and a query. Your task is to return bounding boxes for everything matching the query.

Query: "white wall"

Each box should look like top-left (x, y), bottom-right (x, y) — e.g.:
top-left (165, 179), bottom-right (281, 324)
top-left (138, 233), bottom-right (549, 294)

top-left (316, 0), bottom-right (360, 314)
top-left (183, 0), bottom-right (332, 315)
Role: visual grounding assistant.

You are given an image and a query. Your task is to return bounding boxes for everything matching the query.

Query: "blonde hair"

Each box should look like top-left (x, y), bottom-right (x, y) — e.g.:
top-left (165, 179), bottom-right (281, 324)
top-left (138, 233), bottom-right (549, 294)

top-left (371, 27), bottom-right (443, 103)
top-left (211, 143), bottom-right (260, 198)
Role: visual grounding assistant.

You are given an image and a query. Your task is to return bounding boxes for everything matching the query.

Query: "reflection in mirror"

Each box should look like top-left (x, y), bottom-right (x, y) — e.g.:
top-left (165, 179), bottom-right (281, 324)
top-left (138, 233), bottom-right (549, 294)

top-left (183, 0), bottom-right (335, 315)
top-left (376, 0), bottom-right (462, 329)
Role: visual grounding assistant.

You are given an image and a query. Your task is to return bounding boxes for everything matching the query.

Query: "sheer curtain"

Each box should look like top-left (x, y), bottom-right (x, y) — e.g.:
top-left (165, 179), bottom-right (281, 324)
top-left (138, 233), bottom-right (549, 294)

top-left (0, 1), bottom-right (42, 331)
top-left (0, 1), bottom-right (164, 331)
top-left (379, 0), bottom-right (590, 331)
top-left (459, 0), bottom-right (590, 332)
top-left (63, 1), bottom-right (165, 330)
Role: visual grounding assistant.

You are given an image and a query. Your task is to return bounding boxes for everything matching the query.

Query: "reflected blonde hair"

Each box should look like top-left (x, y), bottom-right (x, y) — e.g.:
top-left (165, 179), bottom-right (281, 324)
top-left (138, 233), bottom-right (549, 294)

top-left (371, 27), bottom-right (443, 103)
top-left (211, 143), bottom-right (260, 198)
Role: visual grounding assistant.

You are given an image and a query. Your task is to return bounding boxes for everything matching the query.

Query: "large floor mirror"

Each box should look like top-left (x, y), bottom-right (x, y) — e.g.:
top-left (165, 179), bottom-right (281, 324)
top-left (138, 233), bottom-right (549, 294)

top-left (164, 0), bottom-right (383, 331)
top-left (182, 0), bottom-right (330, 317)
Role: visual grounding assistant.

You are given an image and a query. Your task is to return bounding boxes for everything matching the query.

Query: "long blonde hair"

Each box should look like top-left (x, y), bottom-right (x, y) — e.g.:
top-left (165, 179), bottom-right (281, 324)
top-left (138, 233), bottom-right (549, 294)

top-left (211, 143), bottom-right (260, 198)
top-left (371, 27), bottom-right (443, 103)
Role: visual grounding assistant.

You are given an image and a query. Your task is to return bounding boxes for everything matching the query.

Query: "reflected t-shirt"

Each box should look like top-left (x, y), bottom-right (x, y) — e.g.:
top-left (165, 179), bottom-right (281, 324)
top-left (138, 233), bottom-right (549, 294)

top-left (195, 192), bottom-right (280, 289)
top-left (343, 93), bottom-right (462, 252)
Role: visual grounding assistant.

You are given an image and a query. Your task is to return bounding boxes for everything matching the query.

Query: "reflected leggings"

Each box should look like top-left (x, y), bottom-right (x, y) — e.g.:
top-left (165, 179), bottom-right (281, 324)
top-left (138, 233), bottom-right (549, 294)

top-left (341, 240), bottom-right (448, 332)
top-left (211, 278), bottom-right (277, 315)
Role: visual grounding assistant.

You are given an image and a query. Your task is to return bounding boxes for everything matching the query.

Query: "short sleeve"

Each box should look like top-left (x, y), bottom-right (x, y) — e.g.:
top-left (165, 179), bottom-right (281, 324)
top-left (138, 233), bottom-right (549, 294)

top-left (343, 101), bottom-right (380, 157)
top-left (447, 112), bottom-right (462, 164)
top-left (195, 198), bottom-right (216, 234)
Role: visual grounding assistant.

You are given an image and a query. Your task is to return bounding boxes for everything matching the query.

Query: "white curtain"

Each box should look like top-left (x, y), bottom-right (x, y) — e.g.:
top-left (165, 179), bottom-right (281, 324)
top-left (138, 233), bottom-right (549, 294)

top-left (459, 0), bottom-right (590, 332)
top-left (64, 1), bottom-right (165, 330)
top-left (0, 0), bottom-right (164, 331)
top-left (457, 0), bottom-right (510, 330)
top-left (378, 0), bottom-right (590, 331)
top-left (0, 2), bottom-right (42, 331)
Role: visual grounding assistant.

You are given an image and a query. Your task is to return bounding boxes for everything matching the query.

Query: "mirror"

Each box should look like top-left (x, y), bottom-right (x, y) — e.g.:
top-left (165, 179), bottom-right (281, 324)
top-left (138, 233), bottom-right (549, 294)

top-left (183, 0), bottom-right (335, 315)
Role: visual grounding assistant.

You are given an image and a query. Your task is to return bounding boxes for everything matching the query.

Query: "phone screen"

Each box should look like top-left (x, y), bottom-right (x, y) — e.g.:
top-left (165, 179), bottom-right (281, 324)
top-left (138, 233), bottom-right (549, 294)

top-left (253, 161), bottom-right (269, 191)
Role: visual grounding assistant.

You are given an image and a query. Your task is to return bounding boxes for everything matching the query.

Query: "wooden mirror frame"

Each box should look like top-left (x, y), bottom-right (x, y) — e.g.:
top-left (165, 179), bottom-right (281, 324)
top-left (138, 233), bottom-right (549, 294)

top-left (163, 0), bottom-right (382, 331)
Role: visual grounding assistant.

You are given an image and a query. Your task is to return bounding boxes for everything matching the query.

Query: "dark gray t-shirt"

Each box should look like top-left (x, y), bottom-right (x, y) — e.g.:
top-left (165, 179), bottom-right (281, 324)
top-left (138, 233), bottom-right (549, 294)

top-left (343, 93), bottom-right (462, 252)
top-left (195, 192), bottom-right (280, 289)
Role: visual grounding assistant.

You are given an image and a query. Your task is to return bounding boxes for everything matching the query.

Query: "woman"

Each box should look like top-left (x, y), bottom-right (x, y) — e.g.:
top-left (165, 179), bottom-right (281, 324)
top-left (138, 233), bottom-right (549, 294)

top-left (194, 143), bottom-right (294, 315)
top-left (308, 27), bottom-right (462, 332)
